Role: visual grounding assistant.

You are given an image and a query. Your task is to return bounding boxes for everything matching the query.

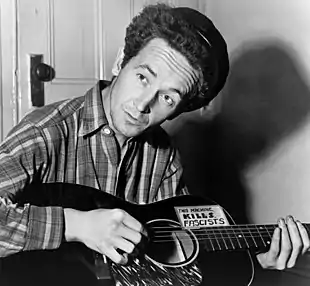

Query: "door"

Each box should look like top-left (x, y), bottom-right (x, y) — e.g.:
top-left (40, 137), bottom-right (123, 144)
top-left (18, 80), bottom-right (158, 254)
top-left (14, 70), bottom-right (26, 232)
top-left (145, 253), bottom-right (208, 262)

top-left (15, 0), bottom-right (206, 130)
top-left (16, 0), bottom-right (131, 122)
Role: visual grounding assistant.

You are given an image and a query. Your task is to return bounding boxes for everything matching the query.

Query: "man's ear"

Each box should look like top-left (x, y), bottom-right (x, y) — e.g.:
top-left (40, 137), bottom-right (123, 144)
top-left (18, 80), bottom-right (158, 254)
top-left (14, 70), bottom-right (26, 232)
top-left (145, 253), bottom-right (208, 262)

top-left (111, 47), bottom-right (125, 76)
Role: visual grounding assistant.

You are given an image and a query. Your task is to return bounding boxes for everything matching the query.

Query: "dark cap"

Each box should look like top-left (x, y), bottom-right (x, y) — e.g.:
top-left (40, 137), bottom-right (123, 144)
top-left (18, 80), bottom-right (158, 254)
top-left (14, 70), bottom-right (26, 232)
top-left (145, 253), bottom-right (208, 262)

top-left (172, 7), bottom-right (229, 105)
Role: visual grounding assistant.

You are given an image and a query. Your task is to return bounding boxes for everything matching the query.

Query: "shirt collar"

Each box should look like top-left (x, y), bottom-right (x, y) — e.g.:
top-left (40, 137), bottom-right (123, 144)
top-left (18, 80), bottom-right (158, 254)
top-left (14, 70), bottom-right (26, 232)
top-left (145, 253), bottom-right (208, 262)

top-left (78, 80), bottom-right (110, 137)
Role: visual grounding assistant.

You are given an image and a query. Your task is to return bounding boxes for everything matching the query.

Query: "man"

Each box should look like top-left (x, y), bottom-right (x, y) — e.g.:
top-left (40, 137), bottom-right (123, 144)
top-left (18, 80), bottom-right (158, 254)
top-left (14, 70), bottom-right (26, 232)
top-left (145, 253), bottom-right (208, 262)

top-left (0, 3), bottom-right (308, 272)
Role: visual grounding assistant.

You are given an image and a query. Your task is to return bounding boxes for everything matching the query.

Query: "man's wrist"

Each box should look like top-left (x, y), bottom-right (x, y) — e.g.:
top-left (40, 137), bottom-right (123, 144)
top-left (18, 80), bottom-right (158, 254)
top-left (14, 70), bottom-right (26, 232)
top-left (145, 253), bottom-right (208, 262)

top-left (64, 208), bottom-right (83, 242)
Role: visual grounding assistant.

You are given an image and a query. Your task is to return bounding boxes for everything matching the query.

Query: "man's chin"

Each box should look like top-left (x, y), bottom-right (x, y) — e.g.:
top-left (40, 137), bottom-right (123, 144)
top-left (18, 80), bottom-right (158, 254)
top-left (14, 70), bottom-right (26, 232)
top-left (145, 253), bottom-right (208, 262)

top-left (124, 130), bottom-right (144, 138)
top-left (119, 125), bottom-right (145, 138)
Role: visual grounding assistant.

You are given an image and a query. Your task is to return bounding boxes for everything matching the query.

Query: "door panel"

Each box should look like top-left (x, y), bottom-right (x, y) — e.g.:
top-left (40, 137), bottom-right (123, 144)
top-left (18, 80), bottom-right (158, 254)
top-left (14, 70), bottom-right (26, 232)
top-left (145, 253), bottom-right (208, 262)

top-left (17, 0), bottom-right (102, 120)
top-left (0, 0), bottom-right (18, 140)
top-left (52, 0), bottom-right (100, 80)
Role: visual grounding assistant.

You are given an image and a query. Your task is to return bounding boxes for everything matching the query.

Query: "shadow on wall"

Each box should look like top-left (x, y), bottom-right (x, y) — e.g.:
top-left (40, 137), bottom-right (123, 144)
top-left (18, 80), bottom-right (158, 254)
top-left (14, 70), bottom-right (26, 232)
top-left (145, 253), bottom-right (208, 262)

top-left (170, 39), bottom-right (310, 224)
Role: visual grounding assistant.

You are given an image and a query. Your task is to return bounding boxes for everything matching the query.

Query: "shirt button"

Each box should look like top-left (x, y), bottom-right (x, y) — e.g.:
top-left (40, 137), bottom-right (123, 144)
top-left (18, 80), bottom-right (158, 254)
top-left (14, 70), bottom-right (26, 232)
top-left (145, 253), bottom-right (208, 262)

top-left (103, 127), bottom-right (112, 135)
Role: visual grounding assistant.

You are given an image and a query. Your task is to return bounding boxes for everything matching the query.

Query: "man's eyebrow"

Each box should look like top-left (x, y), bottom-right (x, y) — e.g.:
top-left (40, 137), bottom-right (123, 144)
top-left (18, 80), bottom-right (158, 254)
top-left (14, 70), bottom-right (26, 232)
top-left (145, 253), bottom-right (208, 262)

top-left (169, 88), bottom-right (182, 96)
top-left (136, 64), bottom-right (183, 96)
top-left (137, 64), bottom-right (157, 78)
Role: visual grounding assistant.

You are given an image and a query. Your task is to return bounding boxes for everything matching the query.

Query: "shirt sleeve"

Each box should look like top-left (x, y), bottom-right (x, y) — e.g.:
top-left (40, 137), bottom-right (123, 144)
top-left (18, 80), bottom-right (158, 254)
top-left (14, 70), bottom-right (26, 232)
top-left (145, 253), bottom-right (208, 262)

top-left (0, 122), bottom-right (64, 257)
top-left (157, 147), bottom-right (189, 201)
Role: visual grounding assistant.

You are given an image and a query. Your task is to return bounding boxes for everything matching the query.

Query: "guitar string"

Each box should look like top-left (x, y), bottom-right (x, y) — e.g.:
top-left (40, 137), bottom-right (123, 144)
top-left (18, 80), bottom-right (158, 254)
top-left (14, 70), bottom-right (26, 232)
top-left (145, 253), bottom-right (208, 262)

top-left (151, 227), bottom-right (275, 232)
top-left (145, 224), bottom-right (297, 245)
top-left (150, 232), bottom-right (274, 236)
top-left (149, 226), bottom-right (277, 234)
top-left (151, 232), bottom-right (273, 238)
top-left (149, 231), bottom-right (273, 244)
top-left (150, 225), bottom-right (278, 230)
top-left (148, 228), bottom-right (274, 244)
top-left (150, 233), bottom-right (273, 240)
top-left (151, 230), bottom-right (275, 236)
top-left (150, 237), bottom-right (271, 246)
top-left (148, 230), bottom-right (272, 248)
top-left (149, 227), bottom-right (277, 236)
top-left (150, 235), bottom-right (270, 241)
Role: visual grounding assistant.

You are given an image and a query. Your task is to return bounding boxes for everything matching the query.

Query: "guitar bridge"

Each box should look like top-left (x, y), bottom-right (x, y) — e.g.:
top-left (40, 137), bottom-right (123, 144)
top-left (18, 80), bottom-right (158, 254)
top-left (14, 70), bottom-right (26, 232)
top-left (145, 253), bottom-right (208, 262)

top-left (93, 253), bottom-right (112, 281)
top-left (76, 250), bottom-right (114, 285)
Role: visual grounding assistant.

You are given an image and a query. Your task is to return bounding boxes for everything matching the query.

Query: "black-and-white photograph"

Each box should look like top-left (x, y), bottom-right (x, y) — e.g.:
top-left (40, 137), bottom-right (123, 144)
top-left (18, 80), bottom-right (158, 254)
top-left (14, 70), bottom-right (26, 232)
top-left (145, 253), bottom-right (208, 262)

top-left (0, 1), bottom-right (309, 285)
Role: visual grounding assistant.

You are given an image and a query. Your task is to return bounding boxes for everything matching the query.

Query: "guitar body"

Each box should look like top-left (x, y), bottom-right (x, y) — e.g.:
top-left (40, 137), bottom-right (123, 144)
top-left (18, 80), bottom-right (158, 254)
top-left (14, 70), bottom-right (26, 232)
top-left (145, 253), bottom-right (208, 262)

top-left (0, 183), bottom-right (254, 286)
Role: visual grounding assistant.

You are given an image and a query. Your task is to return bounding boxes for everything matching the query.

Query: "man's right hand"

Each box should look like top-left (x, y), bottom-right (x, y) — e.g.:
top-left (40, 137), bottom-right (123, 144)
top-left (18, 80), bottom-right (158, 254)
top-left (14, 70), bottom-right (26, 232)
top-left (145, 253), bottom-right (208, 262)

top-left (64, 208), bottom-right (145, 264)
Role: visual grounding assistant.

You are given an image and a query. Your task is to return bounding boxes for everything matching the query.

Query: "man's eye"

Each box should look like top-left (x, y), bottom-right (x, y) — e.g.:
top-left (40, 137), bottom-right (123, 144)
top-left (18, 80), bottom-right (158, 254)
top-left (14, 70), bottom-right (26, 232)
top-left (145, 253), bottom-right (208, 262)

top-left (160, 94), bottom-right (174, 106)
top-left (137, 74), bottom-right (148, 85)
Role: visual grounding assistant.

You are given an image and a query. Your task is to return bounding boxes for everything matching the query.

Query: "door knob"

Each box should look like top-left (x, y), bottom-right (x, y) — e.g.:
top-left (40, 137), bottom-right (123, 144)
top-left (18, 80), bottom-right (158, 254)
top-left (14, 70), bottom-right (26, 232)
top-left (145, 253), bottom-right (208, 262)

top-left (30, 54), bottom-right (56, 107)
top-left (33, 62), bottom-right (55, 82)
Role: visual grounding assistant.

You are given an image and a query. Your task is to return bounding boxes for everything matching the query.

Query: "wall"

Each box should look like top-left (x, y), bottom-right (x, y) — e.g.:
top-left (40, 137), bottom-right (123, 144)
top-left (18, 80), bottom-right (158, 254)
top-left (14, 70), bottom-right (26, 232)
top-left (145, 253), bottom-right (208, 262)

top-left (205, 0), bottom-right (310, 224)
top-left (197, 0), bottom-right (310, 283)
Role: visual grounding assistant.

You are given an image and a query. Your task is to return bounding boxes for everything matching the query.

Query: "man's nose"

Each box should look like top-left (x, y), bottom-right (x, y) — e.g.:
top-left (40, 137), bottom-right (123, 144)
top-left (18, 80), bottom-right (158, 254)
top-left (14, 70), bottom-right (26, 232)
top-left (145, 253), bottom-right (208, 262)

top-left (134, 90), bottom-right (157, 114)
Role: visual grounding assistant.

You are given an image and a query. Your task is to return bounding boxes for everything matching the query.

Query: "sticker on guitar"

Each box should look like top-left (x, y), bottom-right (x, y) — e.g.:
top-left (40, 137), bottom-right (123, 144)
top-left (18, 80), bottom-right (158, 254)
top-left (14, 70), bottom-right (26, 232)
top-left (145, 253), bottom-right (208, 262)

top-left (175, 205), bottom-right (230, 228)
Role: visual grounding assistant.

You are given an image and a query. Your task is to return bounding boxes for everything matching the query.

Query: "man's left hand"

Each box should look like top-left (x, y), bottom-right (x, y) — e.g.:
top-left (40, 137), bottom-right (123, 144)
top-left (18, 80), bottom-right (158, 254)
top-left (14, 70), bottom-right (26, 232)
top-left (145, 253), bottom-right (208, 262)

top-left (256, 215), bottom-right (310, 270)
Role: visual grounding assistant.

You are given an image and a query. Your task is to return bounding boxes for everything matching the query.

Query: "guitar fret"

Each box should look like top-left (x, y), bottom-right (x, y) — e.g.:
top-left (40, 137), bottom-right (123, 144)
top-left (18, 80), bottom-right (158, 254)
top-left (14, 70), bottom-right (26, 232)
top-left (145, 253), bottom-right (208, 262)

top-left (211, 228), bottom-right (222, 250)
top-left (230, 226), bottom-right (242, 250)
top-left (209, 236), bottom-right (216, 251)
top-left (246, 225), bottom-right (258, 249)
top-left (264, 225), bottom-right (274, 248)
top-left (202, 228), bottom-right (216, 252)
top-left (236, 226), bottom-right (250, 249)
top-left (265, 225), bottom-right (272, 240)
top-left (217, 227), bottom-right (229, 250)
top-left (232, 225), bottom-right (249, 249)
top-left (256, 225), bottom-right (267, 248)
top-left (231, 237), bottom-right (242, 250)
top-left (224, 226), bottom-right (235, 250)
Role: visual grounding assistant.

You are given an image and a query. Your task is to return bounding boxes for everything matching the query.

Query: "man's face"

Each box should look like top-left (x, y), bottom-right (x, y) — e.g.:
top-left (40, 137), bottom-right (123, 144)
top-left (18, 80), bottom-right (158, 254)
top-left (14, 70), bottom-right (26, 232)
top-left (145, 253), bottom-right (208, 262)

top-left (108, 38), bottom-right (200, 138)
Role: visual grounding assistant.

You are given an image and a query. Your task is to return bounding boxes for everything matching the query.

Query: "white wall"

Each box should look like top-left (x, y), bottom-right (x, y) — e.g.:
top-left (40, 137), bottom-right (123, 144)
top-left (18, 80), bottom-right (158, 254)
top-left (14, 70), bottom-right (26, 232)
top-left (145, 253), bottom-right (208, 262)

top-left (206, 0), bottom-right (310, 223)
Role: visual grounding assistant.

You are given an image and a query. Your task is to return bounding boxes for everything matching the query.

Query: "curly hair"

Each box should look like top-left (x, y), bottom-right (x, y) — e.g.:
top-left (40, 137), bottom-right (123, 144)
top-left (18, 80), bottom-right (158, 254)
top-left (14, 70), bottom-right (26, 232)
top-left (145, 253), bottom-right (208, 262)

top-left (122, 3), bottom-right (215, 113)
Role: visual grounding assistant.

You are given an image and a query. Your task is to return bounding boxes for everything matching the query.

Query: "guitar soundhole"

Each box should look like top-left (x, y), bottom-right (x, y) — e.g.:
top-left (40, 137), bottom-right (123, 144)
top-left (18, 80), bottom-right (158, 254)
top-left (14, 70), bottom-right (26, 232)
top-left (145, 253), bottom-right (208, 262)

top-left (145, 219), bottom-right (199, 268)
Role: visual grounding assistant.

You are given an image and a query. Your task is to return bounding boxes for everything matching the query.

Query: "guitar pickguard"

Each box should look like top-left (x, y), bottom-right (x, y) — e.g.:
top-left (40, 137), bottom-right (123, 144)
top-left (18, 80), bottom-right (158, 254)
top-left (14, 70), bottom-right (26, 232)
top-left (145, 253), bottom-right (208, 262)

top-left (110, 256), bottom-right (202, 286)
top-left (109, 218), bottom-right (202, 286)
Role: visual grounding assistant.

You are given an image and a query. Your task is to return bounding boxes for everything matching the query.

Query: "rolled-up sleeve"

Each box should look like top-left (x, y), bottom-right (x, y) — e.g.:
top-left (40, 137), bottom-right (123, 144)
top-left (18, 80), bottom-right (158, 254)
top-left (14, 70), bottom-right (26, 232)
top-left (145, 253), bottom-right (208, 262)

top-left (24, 205), bottom-right (63, 251)
top-left (0, 122), bottom-right (64, 257)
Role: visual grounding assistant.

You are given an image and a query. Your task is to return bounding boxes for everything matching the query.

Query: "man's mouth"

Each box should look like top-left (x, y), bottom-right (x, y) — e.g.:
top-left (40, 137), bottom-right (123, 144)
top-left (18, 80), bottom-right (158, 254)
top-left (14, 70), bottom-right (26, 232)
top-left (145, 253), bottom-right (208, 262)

top-left (124, 110), bottom-right (147, 125)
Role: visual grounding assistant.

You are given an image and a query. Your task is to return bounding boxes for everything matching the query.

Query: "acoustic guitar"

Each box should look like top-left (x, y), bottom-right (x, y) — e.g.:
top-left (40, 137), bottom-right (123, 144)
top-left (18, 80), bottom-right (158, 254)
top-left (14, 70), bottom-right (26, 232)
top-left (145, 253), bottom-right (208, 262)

top-left (0, 182), bottom-right (297, 286)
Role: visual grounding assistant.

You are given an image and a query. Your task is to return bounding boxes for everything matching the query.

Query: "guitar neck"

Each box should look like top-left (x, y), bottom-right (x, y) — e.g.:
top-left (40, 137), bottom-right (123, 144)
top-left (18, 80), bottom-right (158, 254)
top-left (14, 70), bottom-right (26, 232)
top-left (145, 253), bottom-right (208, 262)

top-left (199, 223), bottom-right (310, 253)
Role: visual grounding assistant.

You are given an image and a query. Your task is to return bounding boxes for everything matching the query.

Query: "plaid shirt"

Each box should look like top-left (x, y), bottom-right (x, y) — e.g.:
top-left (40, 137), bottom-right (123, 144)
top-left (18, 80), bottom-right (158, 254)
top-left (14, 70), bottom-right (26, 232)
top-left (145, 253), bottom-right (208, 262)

top-left (0, 81), bottom-right (187, 257)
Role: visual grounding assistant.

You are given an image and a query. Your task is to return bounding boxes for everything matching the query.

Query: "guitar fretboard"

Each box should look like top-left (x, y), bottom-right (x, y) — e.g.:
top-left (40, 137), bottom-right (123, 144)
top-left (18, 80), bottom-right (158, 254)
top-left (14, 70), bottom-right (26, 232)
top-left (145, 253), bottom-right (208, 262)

top-left (194, 223), bottom-right (310, 252)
